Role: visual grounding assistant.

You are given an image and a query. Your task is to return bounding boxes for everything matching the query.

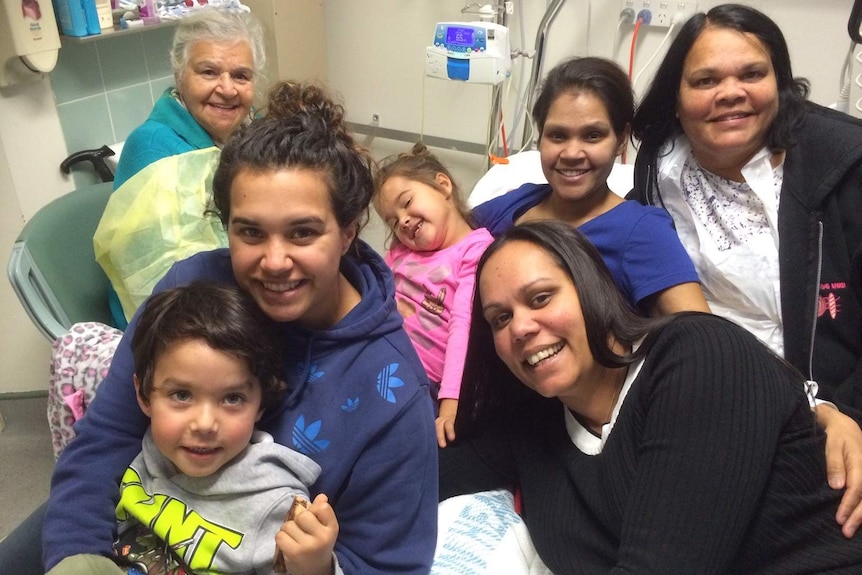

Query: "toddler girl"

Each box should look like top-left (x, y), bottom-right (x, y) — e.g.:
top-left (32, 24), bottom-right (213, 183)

top-left (374, 143), bottom-right (493, 448)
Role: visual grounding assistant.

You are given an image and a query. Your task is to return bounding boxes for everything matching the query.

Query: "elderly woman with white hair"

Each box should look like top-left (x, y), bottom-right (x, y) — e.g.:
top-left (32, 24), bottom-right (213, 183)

top-left (114, 9), bottom-right (266, 185)
top-left (98, 9), bottom-right (267, 329)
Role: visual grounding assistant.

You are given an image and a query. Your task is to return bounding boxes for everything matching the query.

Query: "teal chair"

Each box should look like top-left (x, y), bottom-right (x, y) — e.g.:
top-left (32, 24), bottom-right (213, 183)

top-left (7, 182), bottom-right (116, 341)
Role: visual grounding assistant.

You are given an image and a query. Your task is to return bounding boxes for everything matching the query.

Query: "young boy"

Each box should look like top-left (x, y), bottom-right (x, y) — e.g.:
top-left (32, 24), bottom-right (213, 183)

top-left (49, 282), bottom-right (320, 575)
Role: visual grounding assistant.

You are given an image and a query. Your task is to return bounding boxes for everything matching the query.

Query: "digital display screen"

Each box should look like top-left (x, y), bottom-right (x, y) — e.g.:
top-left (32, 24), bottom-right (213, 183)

top-left (446, 26), bottom-right (474, 47)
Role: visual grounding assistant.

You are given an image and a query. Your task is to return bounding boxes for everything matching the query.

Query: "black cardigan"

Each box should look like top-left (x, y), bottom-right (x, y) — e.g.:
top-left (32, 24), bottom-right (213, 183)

top-left (440, 314), bottom-right (862, 573)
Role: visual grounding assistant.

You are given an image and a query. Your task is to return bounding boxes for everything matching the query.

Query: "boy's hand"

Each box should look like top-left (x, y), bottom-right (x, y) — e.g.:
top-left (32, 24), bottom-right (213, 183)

top-left (435, 398), bottom-right (459, 448)
top-left (275, 493), bottom-right (339, 575)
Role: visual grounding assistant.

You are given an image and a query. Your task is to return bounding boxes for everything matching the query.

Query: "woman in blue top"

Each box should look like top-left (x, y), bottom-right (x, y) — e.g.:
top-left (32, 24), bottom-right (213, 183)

top-left (43, 82), bottom-right (438, 575)
top-left (473, 56), bottom-right (709, 316)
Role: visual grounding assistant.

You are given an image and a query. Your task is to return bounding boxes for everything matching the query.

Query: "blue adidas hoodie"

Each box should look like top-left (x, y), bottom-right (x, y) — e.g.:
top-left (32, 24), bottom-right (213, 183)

top-left (44, 241), bottom-right (439, 574)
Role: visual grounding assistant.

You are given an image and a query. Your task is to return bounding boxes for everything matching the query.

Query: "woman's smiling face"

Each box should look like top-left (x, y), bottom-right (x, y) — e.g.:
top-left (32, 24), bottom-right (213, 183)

top-left (677, 26), bottom-right (779, 174)
top-left (227, 167), bottom-right (356, 329)
top-left (538, 90), bottom-right (627, 207)
top-left (479, 240), bottom-right (606, 409)
top-left (176, 39), bottom-right (255, 145)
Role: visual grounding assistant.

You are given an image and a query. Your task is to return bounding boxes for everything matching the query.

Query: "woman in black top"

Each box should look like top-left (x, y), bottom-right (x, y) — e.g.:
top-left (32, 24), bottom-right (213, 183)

top-left (441, 220), bottom-right (862, 573)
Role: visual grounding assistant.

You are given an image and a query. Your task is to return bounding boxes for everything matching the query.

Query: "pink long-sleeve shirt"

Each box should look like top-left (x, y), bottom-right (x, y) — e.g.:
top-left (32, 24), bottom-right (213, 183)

top-left (385, 228), bottom-right (494, 400)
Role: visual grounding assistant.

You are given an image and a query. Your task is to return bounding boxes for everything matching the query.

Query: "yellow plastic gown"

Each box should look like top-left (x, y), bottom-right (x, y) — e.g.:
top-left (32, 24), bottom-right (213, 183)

top-left (93, 147), bottom-right (227, 321)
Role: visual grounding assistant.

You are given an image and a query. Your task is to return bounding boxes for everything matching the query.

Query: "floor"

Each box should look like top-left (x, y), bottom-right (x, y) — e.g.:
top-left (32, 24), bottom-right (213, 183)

top-left (0, 395), bottom-right (54, 542)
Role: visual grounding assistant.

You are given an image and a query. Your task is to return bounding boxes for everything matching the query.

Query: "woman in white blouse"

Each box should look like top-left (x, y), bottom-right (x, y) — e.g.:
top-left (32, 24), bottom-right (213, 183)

top-left (631, 3), bottom-right (862, 537)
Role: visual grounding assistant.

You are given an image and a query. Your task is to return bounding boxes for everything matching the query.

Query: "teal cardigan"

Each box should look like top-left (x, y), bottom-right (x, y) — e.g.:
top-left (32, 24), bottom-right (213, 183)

top-left (107, 89), bottom-right (215, 328)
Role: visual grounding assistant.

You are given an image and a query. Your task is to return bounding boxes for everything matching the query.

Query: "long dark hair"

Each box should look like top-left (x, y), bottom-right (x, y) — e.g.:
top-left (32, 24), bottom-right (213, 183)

top-left (632, 4), bottom-right (810, 202)
top-left (455, 221), bottom-right (670, 438)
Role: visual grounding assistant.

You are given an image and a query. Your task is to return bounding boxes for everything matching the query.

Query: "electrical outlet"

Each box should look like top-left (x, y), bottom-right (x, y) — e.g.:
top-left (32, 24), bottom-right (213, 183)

top-left (620, 0), bottom-right (697, 29)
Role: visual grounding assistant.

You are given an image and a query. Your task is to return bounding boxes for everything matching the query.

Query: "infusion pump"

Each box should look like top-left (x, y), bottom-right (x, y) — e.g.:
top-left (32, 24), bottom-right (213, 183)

top-left (426, 22), bottom-right (511, 85)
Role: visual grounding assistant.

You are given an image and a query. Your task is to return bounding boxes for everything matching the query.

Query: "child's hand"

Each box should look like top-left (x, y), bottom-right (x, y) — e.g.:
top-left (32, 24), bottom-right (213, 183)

top-left (275, 493), bottom-right (339, 575)
top-left (436, 398), bottom-right (459, 448)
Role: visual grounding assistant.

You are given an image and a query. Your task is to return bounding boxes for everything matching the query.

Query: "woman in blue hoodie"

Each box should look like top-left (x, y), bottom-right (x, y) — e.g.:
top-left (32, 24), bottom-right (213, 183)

top-left (39, 82), bottom-right (438, 575)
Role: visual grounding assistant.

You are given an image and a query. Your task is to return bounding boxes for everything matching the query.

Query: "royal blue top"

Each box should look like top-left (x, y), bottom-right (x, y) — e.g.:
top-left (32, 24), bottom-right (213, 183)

top-left (472, 182), bottom-right (700, 307)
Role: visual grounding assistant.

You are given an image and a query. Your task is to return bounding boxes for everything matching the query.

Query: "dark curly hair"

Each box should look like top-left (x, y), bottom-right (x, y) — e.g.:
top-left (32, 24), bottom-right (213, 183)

top-left (132, 281), bottom-right (287, 411)
top-left (212, 81), bottom-right (375, 246)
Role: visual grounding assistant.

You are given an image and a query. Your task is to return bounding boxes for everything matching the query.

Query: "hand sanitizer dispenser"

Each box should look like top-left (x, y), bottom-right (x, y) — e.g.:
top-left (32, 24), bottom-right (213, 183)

top-left (0, 0), bottom-right (62, 87)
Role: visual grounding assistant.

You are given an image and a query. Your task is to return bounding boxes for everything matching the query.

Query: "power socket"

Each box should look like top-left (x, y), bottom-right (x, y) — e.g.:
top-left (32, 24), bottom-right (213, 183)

top-left (619, 0), bottom-right (698, 29)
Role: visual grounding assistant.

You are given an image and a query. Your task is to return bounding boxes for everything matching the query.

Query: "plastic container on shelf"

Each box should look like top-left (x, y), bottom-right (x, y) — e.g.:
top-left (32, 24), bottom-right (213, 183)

top-left (54, 0), bottom-right (101, 37)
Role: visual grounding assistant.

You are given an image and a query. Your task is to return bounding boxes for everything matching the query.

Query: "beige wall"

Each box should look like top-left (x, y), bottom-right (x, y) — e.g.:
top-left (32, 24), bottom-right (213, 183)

top-left (0, 0), bottom-right (857, 393)
top-left (244, 0), bottom-right (327, 85)
top-left (328, 0), bottom-right (859, 253)
top-left (325, 0), bottom-right (856, 158)
top-left (0, 79), bottom-right (75, 395)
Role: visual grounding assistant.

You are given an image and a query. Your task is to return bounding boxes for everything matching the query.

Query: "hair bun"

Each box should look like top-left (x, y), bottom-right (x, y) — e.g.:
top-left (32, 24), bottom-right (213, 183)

top-left (410, 141), bottom-right (431, 157)
top-left (266, 81), bottom-right (345, 132)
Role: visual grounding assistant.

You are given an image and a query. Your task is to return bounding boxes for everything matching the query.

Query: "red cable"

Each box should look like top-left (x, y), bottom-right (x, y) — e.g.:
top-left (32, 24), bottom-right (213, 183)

top-left (491, 109), bottom-right (510, 165)
top-left (629, 18), bottom-right (643, 79)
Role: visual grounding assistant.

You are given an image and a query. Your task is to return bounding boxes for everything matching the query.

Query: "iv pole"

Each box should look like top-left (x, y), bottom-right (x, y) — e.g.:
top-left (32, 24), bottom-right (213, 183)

top-left (461, 2), bottom-right (510, 166)
top-left (521, 0), bottom-right (566, 149)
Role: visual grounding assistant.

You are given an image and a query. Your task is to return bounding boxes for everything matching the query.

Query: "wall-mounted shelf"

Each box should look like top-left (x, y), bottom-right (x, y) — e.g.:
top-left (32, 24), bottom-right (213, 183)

top-left (60, 19), bottom-right (177, 44)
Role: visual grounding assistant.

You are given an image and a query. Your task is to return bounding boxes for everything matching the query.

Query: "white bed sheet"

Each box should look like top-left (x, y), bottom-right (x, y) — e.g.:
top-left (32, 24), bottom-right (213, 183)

top-left (432, 490), bottom-right (552, 575)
